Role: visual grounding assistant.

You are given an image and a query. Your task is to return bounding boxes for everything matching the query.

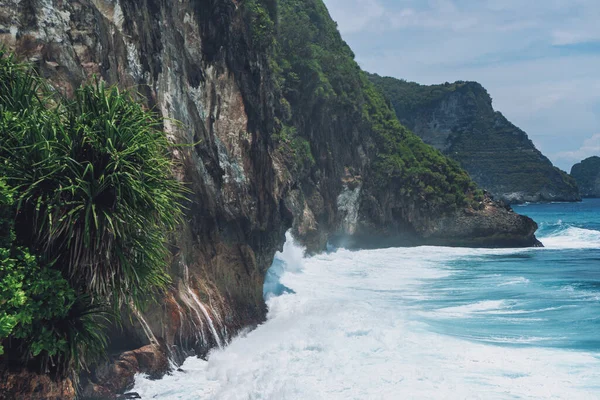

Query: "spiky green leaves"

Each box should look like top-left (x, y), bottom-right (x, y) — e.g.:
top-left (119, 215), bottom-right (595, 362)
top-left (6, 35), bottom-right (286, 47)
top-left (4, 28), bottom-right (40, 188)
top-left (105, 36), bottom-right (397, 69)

top-left (0, 61), bottom-right (184, 307)
top-left (43, 82), bottom-right (184, 305)
top-left (0, 176), bottom-right (108, 375)
top-left (0, 49), bottom-right (184, 376)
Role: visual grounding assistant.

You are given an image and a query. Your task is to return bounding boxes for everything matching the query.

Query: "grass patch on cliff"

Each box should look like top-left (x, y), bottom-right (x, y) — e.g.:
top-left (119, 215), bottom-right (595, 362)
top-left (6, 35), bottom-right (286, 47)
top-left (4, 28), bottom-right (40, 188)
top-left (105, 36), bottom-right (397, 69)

top-left (270, 0), bottom-right (483, 213)
top-left (272, 124), bottom-right (315, 172)
top-left (242, 0), bottom-right (277, 50)
top-left (0, 50), bottom-right (184, 378)
top-left (368, 73), bottom-right (579, 201)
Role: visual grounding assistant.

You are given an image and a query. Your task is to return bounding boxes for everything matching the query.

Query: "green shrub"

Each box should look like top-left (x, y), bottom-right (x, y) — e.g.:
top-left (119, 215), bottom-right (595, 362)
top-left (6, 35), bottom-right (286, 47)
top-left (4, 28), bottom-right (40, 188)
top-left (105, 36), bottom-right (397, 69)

top-left (0, 49), bottom-right (184, 377)
top-left (271, 0), bottom-right (481, 215)
top-left (1, 74), bottom-right (183, 306)
top-left (243, 0), bottom-right (276, 49)
top-left (0, 248), bottom-right (108, 374)
top-left (0, 177), bottom-right (108, 375)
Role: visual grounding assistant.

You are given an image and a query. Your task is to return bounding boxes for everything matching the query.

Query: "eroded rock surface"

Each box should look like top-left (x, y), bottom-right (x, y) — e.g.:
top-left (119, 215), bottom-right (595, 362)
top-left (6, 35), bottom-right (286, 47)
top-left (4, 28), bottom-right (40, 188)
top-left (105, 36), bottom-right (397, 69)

top-left (571, 156), bottom-right (600, 198)
top-left (0, 369), bottom-right (75, 400)
top-left (0, 1), bottom-right (542, 398)
top-left (368, 75), bottom-right (581, 204)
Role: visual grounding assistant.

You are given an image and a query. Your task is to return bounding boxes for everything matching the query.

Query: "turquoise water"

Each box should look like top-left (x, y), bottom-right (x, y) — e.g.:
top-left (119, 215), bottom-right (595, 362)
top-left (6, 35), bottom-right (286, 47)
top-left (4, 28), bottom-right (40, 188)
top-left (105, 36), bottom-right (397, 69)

top-left (135, 200), bottom-right (600, 399)
top-left (418, 199), bottom-right (600, 351)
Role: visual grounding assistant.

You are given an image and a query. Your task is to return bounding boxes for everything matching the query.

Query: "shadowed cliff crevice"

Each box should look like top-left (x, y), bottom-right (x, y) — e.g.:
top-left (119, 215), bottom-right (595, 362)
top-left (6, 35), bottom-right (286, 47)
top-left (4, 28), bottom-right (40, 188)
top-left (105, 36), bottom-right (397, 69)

top-left (368, 75), bottom-right (581, 204)
top-left (0, 0), bottom-right (541, 398)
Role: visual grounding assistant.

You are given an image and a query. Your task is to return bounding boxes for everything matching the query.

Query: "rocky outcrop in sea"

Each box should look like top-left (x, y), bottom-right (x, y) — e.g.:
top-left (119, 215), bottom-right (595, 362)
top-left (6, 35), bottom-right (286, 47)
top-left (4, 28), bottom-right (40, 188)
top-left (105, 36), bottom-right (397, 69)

top-left (0, 1), bottom-right (541, 398)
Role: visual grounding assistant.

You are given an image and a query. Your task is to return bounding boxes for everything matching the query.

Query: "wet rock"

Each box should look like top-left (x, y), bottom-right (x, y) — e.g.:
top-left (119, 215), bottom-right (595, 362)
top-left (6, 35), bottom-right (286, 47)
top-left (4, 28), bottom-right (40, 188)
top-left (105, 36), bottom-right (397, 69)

top-left (80, 344), bottom-right (170, 399)
top-left (117, 392), bottom-right (142, 399)
top-left (0, 369), bottom-right (75, 400)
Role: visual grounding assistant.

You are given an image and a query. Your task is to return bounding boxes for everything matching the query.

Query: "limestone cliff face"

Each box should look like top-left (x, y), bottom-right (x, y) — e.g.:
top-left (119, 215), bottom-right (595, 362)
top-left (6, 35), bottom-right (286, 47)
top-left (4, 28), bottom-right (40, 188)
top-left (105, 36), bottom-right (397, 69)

top-left (0, 0), bottom-right (540, 398)
top-left (1, 0), bottom-right (290, 397)
top-left (571, 156), bottom-right (600, 198)
top-left (369, 75), bottom-right (581, 204)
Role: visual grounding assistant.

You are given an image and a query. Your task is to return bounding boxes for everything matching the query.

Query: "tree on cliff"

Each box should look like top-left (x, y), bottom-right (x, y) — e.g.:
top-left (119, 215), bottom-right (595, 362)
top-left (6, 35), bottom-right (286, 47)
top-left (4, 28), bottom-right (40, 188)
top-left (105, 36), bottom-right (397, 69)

top-left (0, 49), bottom-right (185, 379)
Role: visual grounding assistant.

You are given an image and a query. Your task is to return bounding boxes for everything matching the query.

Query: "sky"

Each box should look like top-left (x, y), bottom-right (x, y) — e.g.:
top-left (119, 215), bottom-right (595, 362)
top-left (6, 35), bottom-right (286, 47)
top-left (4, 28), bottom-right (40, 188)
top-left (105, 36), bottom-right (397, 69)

top-left (322, 0), bottom-right (600, 171)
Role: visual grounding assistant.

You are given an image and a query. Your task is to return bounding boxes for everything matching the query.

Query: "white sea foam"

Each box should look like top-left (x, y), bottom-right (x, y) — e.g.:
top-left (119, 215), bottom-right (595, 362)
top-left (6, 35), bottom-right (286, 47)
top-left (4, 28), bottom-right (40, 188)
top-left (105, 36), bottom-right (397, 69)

top-left (498, 276), bottom-right (530, 286)
top-left (542, 226), bottom-right (600, 249)
top-left (428, 300), bottom-right (511, 318)
top-left (134, 235), bottom-right (600, 399)
top-left (492, 305), bottom-right (574, 315)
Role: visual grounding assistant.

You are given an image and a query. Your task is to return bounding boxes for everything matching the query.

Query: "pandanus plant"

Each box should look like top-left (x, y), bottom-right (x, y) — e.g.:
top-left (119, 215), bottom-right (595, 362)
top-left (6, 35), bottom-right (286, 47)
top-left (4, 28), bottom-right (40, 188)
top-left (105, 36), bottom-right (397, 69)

top-left (0, 49), bottom-right (185, 376)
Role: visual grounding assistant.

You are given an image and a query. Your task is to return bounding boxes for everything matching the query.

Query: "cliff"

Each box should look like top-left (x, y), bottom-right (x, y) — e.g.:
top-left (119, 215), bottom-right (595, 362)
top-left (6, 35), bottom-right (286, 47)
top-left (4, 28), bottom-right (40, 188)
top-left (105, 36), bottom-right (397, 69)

top-left (368, 75), bottom-right (581, 204)
top-left (0, 0), bottom-right (540, 398)
top-left (1, 1), bottom-right (289, 397)
top-left (571, 156), bottom-right (600, 198)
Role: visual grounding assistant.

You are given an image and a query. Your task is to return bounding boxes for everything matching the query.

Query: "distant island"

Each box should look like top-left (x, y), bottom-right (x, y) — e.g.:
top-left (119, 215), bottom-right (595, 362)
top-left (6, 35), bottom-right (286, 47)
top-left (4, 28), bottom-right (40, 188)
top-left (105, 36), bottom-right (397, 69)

top-left (0, 0), bottom-right (549, 398)
top-left (368, 74), bottom-right (580, 205)
top-left (571, 156), bottom-right (600, 198)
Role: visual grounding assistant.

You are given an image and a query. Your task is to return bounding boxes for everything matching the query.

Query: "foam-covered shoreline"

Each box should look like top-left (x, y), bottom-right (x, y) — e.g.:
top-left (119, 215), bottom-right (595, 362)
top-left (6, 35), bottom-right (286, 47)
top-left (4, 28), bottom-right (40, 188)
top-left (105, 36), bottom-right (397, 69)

top-left (134, 218), bottom-right (600, 399)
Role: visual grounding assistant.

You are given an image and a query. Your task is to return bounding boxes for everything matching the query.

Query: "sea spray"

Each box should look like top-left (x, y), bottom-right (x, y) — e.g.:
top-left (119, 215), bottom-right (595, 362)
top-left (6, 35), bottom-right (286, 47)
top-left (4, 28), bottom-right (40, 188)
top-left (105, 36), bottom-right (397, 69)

top-left (542, 226), bottom-right (600, 249)
top-left (179, 285), bottom-right (206, 344)
top-left (134, 200), bottom-right (600, 399)
top-left (263, 231), bottom-right (305, 299)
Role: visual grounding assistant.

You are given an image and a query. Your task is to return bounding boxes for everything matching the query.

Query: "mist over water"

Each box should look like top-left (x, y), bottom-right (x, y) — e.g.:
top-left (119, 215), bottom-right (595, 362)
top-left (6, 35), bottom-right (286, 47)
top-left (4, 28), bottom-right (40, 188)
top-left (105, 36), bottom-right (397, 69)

top-left (135, 199), bottom-right (600, 399)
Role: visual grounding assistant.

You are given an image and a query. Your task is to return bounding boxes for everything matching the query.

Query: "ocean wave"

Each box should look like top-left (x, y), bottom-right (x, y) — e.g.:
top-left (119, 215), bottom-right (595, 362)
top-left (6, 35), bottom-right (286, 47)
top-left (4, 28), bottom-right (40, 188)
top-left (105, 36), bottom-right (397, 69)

top-left (134, 235), bottom-right (600, 399)
top-left (424, 302), bottom-right (574, 319)
top-left (491, 306), bottom-right (575, 315)
top-left (498, 277), bottom-right (530, 286)
top-left (475, 335), bottom-right (562, 344)
top-left (429, 300), bottom-right (510, 318)
top-left (541, 226), bottom-right (600, 249)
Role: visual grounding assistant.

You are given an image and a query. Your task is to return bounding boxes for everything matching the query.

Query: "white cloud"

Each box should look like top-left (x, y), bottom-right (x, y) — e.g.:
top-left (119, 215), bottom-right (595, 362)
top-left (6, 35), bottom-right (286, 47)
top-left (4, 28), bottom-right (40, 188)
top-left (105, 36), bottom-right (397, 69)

top-left (552, 31), bottom-right (599, 46)
top-left (554, 134), bottom-right (600, 168)
top-left (323, 0), bottom-right (386, 34)
top-left (325, 0), bottom-right (600, 47)
top-left (322, 0), bottom-right (600, 171)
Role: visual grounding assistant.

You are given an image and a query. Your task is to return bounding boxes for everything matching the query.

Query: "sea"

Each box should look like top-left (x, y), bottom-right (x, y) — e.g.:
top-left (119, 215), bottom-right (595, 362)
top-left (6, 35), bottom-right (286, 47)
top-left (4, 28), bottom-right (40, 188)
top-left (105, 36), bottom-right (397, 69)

top-left (134, 198), bottom-right (600, 399)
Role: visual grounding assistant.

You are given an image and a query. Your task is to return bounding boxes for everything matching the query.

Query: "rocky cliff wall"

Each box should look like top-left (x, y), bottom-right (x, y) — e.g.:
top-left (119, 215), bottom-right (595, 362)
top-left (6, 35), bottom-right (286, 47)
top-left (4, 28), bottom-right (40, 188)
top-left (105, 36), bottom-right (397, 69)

top-left (369, 75), bottom-right (581, 204)
top-left (0, 1), bottom-right (541, 398)
top-left (571, 156), bottom-right (600, 198)
top-left (1, 1), bottom-right (292, 397)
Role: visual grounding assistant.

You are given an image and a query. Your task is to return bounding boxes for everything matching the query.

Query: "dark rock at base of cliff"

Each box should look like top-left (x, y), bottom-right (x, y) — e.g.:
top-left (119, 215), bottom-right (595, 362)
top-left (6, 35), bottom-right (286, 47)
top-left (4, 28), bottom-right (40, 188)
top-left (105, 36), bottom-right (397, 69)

top-left (117, 393), bottom-right (142, 400)
top-left (499, 190), bottom-right (582, 205)
top-left (0, 369), bottom-right (75, 400)
top-left (343, 196), bottom-right (542, 249)
top-left (80, 344), bottom-right (170, 400)
top-left (425, 205), bottom-right (542, 248)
